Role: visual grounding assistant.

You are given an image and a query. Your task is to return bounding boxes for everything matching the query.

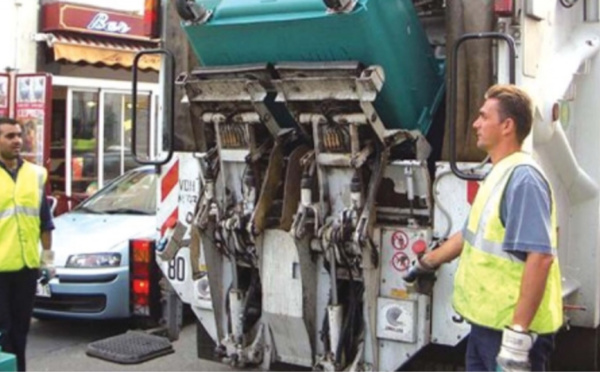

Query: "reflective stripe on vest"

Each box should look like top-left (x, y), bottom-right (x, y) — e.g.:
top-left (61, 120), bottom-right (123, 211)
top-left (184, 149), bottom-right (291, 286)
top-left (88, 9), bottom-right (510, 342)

top-left (452, 152), bottom-right (563, 334)
top-left (0, 206), bottom-right (40, 219)
top-left (0, 161), bottom-right (46, 271)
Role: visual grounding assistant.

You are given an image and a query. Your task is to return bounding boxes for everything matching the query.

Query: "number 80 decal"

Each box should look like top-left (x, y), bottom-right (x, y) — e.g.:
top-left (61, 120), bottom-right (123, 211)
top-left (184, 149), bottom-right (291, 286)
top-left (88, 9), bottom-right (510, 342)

top-left (167, 256), bottom-right (186, 281)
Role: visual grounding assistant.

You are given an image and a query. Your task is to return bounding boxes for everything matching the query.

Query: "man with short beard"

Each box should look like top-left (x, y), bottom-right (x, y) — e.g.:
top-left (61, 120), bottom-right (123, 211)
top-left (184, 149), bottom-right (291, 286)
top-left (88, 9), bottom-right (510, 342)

top-left (0, 117), bottom-right (55, 371)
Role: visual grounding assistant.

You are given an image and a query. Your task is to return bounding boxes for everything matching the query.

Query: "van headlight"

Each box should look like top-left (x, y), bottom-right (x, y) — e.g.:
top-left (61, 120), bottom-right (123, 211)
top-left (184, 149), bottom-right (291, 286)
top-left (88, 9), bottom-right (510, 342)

top-left (66, 253), bottom-right (122, 268)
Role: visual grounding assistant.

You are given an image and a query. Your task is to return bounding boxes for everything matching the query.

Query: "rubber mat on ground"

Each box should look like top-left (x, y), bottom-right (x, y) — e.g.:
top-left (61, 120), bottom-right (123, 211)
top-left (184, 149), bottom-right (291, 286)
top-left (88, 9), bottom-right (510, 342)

top-left (86, 331), bottom-right (174, 364)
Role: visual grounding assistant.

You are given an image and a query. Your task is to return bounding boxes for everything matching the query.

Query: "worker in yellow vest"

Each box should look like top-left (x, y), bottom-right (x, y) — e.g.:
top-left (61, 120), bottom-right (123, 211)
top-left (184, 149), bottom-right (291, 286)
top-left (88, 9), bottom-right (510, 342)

top-left (405, 85), bottom-right (562, 371)
top-left (0, 117), bottom-right (55, 371)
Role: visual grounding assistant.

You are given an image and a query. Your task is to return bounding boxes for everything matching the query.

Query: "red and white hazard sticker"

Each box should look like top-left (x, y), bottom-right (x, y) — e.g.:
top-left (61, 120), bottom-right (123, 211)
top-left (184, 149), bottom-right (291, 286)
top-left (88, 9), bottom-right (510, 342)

top-left (159, 158), bottom-right (179, 236)
top-left (391, 252), bottom-right (410, 272)
top-left (391, 231), bottom-right (409, 251)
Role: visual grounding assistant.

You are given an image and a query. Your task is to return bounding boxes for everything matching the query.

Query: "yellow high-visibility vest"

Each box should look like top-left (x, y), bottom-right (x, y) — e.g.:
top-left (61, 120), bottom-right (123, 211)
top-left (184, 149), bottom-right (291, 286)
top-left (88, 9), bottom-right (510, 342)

top-left (453, 152), bottom-right (563, 334)
top-left (0, 161), bottom-right (46, 271)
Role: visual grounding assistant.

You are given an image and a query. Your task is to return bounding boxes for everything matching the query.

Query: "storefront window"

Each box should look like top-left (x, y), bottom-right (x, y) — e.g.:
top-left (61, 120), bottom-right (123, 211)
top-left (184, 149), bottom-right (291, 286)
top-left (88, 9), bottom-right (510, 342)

top-left (133, 93), bottom-right (152, 164)
top-left (71, 91), bottom-right (99, 194)
top-left (103, 92), bottom-right (150, 184)
top-left (47, 82), bottom-right (157, 215)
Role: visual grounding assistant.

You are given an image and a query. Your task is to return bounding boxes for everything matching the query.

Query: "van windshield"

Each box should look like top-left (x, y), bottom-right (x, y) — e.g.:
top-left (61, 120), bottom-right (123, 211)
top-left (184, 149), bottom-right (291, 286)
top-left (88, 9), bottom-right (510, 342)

top-left (76, 169), bottom-right (157, 215)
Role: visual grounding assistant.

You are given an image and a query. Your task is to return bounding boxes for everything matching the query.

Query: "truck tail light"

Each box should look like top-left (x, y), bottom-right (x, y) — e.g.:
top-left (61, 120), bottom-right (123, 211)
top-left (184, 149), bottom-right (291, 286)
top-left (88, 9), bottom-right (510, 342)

top-left (134, 295), bottom-right (149, 306)
top-left (129, 239), bottom-right (160, 317)
top-left (495, 0), bottom-right (514, 17)
top-left (133, 279), bottom-right (150, 295)
top-left (132, 263), bottom-right (150, 278)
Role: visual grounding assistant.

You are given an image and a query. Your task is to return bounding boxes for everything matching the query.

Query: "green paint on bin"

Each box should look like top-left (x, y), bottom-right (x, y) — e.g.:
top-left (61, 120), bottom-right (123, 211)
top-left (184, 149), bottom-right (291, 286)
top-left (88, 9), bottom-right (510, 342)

top-left (182, 0), bottom-right (444, 134)
top-left (0, 347), bottom-right (16, 372)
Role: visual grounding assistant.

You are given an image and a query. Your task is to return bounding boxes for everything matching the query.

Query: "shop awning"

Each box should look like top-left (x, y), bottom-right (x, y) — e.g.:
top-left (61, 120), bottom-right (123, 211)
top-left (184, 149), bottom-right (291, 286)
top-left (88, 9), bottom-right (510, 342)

top-left (48, 33), bottom-right (160, 71)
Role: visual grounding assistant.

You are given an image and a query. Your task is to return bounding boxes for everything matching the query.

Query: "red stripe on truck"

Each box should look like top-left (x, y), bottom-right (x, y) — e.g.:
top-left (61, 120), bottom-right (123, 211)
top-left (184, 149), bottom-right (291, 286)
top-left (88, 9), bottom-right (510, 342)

top-left (161, 159), bottom-right (179, 201)
top-left (161, 207), bottom-right (179, 236)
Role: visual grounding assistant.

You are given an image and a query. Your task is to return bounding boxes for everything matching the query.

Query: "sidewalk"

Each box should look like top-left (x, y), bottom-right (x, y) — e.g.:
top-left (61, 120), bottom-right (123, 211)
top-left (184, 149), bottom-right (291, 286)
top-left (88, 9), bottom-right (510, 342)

top-left (28, 322), bottom-right (231, 372)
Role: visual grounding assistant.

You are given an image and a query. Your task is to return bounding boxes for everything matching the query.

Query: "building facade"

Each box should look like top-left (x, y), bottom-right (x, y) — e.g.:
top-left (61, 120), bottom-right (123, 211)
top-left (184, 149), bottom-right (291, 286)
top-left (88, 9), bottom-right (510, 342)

top-left (0, 0), bottom-right (162, 213)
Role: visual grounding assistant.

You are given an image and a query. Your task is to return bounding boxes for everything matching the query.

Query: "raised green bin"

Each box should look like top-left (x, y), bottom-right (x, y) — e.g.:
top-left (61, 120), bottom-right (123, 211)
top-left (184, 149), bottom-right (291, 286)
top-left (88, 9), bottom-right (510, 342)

top-left (181, 0), bottom-right (444, 134)
top-left (0, 347), bottom-right (16, 372)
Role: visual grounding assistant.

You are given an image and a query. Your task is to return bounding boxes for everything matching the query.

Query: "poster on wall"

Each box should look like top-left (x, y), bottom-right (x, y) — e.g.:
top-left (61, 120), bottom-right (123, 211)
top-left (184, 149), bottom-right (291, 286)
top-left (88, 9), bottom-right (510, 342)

top-left (0, 74), bottom-right (10, 116)
top-left (14, 74), bottom-right (52, 167)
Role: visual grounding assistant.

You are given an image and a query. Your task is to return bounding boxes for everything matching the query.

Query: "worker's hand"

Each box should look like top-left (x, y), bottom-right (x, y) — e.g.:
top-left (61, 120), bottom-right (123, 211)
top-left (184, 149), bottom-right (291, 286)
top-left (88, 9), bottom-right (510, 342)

top-left (496, 326), bottom-right (536, 372)
top-left (402, 255), bottom-right (437, 283)
top-left (39, 250), bottom-right (56, 284)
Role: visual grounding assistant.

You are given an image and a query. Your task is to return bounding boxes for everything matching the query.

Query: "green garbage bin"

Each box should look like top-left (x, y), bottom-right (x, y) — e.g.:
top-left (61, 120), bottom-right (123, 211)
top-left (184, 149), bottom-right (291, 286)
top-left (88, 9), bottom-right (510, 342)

top-left (0, 333), bottom-right (16, 372)
top-left (0, 347), bottom-right (16, 372)
top-left (181, 0), bottom-right (445, 134)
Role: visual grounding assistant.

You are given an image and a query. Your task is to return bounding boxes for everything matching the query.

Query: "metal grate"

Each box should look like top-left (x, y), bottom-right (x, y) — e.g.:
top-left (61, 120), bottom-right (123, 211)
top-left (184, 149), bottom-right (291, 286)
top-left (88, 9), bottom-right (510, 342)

top-left (86, 331), bottom-right (173, 364)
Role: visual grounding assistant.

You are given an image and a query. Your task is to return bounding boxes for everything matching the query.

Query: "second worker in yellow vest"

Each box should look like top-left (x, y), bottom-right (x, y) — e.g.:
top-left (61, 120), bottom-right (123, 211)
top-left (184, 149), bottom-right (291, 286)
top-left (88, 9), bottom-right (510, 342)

top-left (404, 85), bottom-right (562, 372)
top-left (0, 117), bottom-right (55, 372)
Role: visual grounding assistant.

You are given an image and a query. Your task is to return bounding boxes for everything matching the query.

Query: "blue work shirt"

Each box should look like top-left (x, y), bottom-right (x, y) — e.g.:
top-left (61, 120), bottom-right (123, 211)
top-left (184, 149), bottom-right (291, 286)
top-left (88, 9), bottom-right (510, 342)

top-left (0, 158), bottom-right (55, 232)
top-left (462, 165), bottom-right (553, 261)
top-left (500, 165), bottom-right (553, 260)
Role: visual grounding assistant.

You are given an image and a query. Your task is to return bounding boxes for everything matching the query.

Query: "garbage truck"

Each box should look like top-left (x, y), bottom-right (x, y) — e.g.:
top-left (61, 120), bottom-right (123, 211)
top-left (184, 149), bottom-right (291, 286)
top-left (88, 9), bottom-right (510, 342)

top-left (131, 0), bottom-right (600, 370)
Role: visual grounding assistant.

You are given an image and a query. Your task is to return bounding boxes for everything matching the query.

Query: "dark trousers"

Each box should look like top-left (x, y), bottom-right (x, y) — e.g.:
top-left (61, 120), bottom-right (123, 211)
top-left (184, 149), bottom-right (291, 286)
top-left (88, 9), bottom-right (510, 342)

top-left (0, 268), bottom-right (38, 372)
top-left (466, 324), bottom-right (555, 371)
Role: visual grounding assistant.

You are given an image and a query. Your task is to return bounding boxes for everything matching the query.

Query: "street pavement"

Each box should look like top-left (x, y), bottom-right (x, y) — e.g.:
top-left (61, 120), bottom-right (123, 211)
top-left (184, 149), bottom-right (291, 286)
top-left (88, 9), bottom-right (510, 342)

top-left (27, 318), bottom-right (231, 371)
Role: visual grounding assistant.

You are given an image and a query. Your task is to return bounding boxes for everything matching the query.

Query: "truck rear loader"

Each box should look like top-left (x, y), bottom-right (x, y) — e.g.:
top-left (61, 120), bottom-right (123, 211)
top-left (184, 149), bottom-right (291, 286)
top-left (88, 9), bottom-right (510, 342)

top-left (133, 0), bottom-right (600, 370)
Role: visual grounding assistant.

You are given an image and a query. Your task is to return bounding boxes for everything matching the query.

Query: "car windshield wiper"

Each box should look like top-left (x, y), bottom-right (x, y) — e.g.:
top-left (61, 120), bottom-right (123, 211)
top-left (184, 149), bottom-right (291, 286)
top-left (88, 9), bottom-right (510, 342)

top-left (101, 208), bottom-right (153, 215)
top-left (76, 206), bottom-right (105, 214)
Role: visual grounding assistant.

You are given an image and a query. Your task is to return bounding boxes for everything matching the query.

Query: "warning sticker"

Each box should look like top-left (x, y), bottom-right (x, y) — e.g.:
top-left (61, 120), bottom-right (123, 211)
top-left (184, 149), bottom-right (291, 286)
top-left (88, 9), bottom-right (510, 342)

top-left (391, 231), bottom-right (409, 250)
top-left (391, 252), bottom-right (410, 272)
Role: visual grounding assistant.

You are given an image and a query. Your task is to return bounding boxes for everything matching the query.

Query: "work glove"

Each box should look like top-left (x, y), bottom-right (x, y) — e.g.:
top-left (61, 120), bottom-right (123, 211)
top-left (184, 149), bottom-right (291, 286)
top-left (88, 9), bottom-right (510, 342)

top-left (39, 250), bottom-right (56, 285)
top-left (496, 326), bottom-right (536, 372)
top-left (402, 255), bottom-right (437, 283)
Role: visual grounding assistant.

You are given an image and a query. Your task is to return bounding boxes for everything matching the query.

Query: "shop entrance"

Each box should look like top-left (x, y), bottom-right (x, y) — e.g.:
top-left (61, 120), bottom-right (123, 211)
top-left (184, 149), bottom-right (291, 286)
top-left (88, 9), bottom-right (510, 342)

top-left (50, 81), bottom-right (156, 214)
